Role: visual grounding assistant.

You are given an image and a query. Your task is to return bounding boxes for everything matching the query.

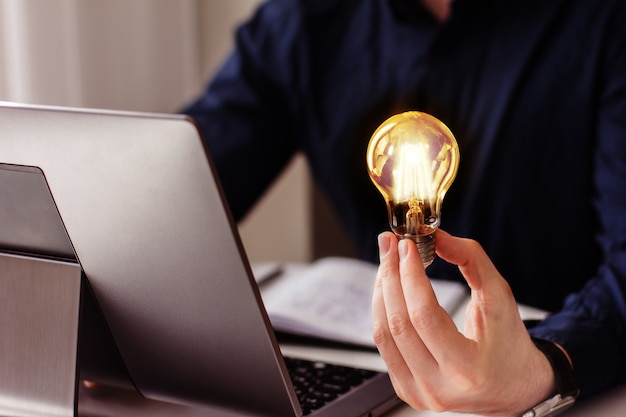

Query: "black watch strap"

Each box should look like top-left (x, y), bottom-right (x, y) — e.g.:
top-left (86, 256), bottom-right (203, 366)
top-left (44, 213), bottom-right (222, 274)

top-left (522, 337), bottom-right (580, 417)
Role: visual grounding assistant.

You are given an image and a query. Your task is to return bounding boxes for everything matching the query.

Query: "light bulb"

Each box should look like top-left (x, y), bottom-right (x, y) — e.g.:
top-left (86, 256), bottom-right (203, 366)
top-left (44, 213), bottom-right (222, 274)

top-left (366, 111), bottom-right (459, 267)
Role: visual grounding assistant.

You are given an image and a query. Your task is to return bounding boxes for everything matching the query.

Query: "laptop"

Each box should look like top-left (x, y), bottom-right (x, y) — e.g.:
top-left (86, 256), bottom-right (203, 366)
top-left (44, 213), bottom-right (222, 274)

top-left (0, 102), bottom-right (401, 417)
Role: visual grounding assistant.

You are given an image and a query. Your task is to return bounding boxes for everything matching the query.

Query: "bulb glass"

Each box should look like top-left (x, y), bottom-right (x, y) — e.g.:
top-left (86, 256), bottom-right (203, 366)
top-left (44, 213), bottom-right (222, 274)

top-left (366, 111), bottom-right (459, 265)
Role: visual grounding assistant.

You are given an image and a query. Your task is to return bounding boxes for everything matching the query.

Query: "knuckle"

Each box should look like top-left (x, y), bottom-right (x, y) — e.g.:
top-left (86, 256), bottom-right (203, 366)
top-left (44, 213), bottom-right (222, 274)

top-left (378, 265), bottom-right (396, 283)
top-left (466, 238), bottom-right (482, 250)
top-left (408, 305), bottom-right (436, 331)
top-left (387, 312), bottom-right (412, 337)
top-left (371, 322), bottom-right (389, 346)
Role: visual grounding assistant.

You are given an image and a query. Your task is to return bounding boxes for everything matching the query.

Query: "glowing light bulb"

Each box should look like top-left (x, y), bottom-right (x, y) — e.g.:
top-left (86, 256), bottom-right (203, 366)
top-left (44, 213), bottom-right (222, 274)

top-left (366, 111), bottom-right (459, 267)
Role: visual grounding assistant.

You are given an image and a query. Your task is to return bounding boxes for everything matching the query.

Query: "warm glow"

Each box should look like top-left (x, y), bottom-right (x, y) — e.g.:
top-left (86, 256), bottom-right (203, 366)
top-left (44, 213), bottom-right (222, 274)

top-left (393, 142), bottom-right (434, 203)
top-left (366, 111), bottom-right (459, 266)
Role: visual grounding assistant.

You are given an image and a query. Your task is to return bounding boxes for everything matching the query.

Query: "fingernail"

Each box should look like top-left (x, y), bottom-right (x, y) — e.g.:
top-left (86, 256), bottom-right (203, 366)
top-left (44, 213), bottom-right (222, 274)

top-left (398, 239), bottom-right (409, 259)
top-left (378, 233), bottom-right (390, 258)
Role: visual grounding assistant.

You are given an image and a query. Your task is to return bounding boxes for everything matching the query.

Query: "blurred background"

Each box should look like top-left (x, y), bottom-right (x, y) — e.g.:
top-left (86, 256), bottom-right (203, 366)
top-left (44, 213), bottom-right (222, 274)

top-left (0, 0), bottom-right (356, 263)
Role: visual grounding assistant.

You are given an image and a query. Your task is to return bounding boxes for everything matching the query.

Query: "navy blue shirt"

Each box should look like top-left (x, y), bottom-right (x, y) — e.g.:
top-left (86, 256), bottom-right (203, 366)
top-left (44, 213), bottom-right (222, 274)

top-left (184, 0), bottom-right (626, 400)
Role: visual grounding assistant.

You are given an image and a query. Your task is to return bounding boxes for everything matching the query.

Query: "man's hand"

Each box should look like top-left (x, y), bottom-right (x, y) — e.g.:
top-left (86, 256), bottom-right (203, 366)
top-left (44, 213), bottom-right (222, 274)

top-left (372, 229), bottom-right (556, 416)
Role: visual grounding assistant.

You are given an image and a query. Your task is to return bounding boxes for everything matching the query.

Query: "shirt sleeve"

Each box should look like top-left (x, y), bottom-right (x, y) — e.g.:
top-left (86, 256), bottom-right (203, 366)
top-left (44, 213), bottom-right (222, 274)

top-left (182, 1), bottom-right (303, 221)
top-left (529, 3), bottom-right (626, 399)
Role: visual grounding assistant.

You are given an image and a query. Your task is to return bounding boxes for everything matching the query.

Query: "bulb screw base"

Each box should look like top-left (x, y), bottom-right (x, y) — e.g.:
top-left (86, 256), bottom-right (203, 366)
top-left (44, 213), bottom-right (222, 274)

top-left (413, 232), bottom-right (435, 267)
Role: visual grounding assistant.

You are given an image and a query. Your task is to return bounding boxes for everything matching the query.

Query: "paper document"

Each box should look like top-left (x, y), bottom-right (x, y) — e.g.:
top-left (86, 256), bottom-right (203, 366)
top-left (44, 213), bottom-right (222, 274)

top-left (259, 257), bottom-right (468, 348)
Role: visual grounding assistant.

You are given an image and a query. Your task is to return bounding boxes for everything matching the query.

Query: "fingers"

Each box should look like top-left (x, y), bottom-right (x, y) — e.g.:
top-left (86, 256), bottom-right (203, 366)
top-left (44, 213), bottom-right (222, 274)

top-left (435, 229), bottom-right (523, 341)
top-left (396, 237), bottom-right (464, 357)
top-left (371, 233), bottom-right (422, 400)
top-left (372, 233), bottom-right (434, 383)
top-left (373, 230), bottom-right (544, 415)
top-left (434, 229), bottom-right (502, 292)
top-left (372, 232), bottom-right (464, 373)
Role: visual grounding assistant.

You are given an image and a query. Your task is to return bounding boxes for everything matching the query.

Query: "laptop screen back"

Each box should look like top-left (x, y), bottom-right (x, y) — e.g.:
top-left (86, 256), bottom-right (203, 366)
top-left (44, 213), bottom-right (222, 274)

top-left (0, 102), bottom-right (300, 417)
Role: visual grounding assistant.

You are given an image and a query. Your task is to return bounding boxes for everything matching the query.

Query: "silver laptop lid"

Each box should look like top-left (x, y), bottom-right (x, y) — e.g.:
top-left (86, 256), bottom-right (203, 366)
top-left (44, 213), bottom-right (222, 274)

top-left (0, 102), bottom-right (300, 416)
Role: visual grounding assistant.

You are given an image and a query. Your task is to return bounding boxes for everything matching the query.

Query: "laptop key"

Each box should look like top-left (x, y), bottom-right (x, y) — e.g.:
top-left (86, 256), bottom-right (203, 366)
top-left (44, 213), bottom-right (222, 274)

top-left (284, 357), bottom-right (379, 415)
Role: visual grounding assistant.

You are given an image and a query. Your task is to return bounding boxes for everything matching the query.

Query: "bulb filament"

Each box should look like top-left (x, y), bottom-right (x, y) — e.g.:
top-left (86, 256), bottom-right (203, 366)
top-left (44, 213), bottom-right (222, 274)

top-left (406, 197), bottom-right (424, 236)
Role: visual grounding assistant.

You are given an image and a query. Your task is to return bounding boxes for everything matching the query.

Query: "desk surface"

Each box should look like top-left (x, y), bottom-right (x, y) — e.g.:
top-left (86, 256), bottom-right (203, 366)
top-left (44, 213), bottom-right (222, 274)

top-left (78, 295), bottom-right (624, 416)
top-left (78, 338), bottom-right (626, 417)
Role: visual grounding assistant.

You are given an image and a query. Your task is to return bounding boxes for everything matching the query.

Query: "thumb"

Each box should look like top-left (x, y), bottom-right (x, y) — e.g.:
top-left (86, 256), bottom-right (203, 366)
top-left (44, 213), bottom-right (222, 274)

top-left (435, 229), bottom-right (523, 341)
top-left (434, 229), bottom-right (503, 292)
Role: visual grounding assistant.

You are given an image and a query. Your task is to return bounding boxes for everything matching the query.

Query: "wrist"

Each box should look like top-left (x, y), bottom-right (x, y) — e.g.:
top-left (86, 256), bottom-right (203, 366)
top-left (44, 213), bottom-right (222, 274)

top-left (521, 337), bottom-right (579, 417)
top-left (517, 338), bottom-right (557, 411)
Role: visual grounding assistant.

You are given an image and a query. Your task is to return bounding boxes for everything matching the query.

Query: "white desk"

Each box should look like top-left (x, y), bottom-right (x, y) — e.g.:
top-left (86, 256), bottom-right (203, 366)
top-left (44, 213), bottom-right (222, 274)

top-left (78, 268), bottom-right (624, 417)
top-left (78, 336), bottom-right (626, 417)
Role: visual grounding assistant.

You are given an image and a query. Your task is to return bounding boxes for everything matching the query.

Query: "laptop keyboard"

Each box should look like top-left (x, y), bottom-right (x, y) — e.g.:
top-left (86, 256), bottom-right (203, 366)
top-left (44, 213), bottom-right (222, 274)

top-left (284, 356), bottom-right (380, 415)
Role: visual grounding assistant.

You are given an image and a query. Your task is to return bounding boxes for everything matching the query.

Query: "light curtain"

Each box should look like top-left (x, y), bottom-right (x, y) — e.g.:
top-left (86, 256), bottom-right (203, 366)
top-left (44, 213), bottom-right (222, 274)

top-left (0, 0), bottom-right (200, 112)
